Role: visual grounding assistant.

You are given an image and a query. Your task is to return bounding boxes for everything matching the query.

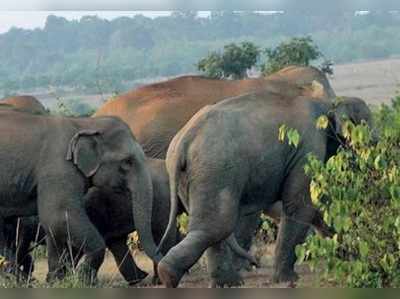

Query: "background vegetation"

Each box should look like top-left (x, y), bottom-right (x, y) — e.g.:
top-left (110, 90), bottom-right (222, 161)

top-left (2, 11), bottom-right (400, 96)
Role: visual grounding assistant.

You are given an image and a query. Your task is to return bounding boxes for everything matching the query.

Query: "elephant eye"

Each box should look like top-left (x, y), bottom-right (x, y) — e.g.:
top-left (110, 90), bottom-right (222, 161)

top-left (120, 157), bottom-right (134, 171)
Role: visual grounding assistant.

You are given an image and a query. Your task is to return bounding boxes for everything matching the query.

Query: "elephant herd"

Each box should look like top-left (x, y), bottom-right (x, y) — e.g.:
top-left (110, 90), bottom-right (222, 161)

top-left (0, 66), bottom-right (373, 288)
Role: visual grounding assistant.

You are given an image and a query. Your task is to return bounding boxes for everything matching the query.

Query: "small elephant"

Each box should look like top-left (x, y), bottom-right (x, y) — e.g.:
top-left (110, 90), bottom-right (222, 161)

top-left (157, 92), bottom-right (372, 287)
top-left (0, 109), bottom-right (161, 284)
top-left (1, 158), bottom-right (180, 285)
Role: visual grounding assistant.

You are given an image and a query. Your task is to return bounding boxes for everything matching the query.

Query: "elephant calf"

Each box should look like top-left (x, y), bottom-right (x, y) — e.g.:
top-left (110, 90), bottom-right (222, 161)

top-left (1, 158), bottom-right (180, 285)
top-left (157, 91), bottom-right (372, 287)
top-left (0, 109), bottom-right (161, 284)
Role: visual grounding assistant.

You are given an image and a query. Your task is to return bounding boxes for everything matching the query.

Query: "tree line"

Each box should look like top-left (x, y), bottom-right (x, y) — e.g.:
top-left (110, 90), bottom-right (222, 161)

top-left (1, 11), bottom-right (400, 96)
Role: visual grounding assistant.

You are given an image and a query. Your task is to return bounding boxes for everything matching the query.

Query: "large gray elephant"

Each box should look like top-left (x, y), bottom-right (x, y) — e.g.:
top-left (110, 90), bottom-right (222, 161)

top-left (157, 92), bottom-right (373, 287)
top-left (0, 109), bottom-right (161, 284)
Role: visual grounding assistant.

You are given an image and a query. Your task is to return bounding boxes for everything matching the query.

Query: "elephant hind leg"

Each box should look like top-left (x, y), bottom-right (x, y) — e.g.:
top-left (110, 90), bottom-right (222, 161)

top-left (158, 187), bottom-right (240, 288)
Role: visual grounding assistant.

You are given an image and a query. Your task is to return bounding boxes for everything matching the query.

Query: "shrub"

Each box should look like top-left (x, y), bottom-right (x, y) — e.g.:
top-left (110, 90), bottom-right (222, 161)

top-left (262, 36), bottom-right (322, 75)
top-left (296, 96), bottom-right (400, 287)
top-left (197, 41), bottom-right (260, 79)
top-left (52, 97), bottom-right (96, 117)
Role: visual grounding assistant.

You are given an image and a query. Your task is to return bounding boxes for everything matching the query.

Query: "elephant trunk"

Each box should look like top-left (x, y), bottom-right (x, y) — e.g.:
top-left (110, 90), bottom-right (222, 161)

top-left (130, 163), bottom-right (163, 263)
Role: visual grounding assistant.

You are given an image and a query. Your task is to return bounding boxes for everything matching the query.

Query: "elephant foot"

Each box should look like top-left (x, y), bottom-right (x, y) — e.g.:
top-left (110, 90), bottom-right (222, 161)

top-left (209, 272), bottom-right (244, 288)
top-left (234, 258), bottom-right (253, 272)
top-left (77, 265), bottom-right (98, 286)
top-left (157, 261), bottom-right (182, 288)
top-left (272, 269), bottom-right (299, 284)
top-left (46, 270), bottom-right (66, 284)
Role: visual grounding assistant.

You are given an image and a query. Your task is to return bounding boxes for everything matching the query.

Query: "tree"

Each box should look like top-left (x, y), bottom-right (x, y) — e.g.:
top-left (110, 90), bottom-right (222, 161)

top-left (262, 36), bottom-right (322, 75)
top-left (197, 41), bottom-right (260, 79)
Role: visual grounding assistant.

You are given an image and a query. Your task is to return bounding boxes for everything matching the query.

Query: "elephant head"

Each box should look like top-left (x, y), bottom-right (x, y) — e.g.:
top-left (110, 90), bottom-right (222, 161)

top-left (66, 116), bottom-right (162, 263)
top-left (326, 96), bottom-right (373, 156)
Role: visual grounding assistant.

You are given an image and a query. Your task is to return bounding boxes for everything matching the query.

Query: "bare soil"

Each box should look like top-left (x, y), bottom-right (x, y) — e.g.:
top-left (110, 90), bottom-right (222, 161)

top-left (31, 244), bottom-right (318, 288)
top-left (331, 58), bottom-right (400, 106)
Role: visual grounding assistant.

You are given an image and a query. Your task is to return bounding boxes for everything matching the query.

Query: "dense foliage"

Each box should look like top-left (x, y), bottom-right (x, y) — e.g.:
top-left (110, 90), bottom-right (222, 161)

top-left (197, 42), bottom-right (260, 79)
top-left (2, 11), bottom-right (400, 95)
top-left (295, 96), bottom-right (400, 287)
top-left (262, 36), bottom-right (322, 75)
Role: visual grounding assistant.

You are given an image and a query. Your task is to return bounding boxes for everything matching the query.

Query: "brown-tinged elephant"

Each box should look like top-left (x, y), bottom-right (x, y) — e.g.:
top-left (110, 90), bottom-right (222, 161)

top-left (0, 109), bottom-right (161, 284)
top-left (0, 95), bottom-right (47, 115)
top-left (94, 66), bottom-right (335, 159)
top-left (1, 158), bottom-right (181, 285)
top-left (157, 91), bottom-right (372, 288)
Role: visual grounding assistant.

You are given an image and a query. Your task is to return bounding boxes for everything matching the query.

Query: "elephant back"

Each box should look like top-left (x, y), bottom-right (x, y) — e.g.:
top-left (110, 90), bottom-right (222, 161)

top-left (1, 95), bottom-right (47, 115)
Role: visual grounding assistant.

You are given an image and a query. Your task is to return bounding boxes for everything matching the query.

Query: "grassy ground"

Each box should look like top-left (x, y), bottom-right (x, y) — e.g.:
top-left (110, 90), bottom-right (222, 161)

top-left (0, 243), bottom-right (321, 288)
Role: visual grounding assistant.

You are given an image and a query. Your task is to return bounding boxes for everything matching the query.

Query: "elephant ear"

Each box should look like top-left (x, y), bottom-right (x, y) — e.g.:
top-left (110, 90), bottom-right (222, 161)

top-left (66, 130), bottom-right (102, 178)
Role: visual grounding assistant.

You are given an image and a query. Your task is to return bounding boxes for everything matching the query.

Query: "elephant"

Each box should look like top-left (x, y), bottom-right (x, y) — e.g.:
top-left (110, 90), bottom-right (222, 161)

top-left (1, 158), bottom-right (181, 285)
top-left (0, 109), bottom-right (161, 284)
top-left (156, 91), bottom-right (373, 288)
top-left (0, 95), bottom-right (47, 115)
top-left (94, 66), bottom-right (335, 159)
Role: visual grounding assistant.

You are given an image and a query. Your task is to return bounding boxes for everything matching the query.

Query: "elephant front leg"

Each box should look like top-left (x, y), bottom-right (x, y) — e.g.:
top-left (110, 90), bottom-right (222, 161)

top-left (39, 176), bottom-right (106, 286)
top-left (206, 240), bottom-right (244, 288)
top-left (272, 168), bottom-right (326, 284)
top-left (272, 214), bottom-right (309, 283)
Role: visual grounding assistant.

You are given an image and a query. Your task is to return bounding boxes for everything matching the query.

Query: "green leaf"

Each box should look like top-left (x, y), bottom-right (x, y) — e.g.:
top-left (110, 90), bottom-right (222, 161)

top-left (278, 124), bottom-right (287, 142)
top-left (374, 155), bottom-right (386, 170)
top-left (287, 128), bottom-right (301, 148)
top-left (390, 186), bottom-right (400, 201)
top-left (359, 241), bottom-right (369, 258)
top-left (316, 115), bottom-right (329, 130)
top-left (295, 245), bottom-right (306, 264)
top-left (310, 181), bottom-right (322, 205)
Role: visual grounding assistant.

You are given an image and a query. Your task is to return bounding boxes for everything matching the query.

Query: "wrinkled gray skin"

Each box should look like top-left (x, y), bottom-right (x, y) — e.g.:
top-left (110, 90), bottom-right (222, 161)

top-left (157, 92), bottom-right (373, 288)
top-left (82, 158), bottom-right (180, 285)
top-left (2, 158), bottom-right (180, 285)
top-left (0, 110), bottom-right (161, 284)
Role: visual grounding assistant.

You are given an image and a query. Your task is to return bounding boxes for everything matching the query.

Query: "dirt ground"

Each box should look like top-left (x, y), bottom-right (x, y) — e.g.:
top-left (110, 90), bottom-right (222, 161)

top-left (30, 244), bottom-right (318, 288)
top-left (331, 58), bottom-right (400, 106)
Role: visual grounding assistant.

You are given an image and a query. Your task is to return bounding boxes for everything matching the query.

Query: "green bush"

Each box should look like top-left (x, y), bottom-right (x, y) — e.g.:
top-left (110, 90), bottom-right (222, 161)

top-left (262, 36), bottom-right (322, 75)
top-left (51, 97), bottom-right (96, 117)
top-left (256, 213), bottom-right (278, 244)
top-left (296, 96), bottom-right (400, 287)
top-left (197, 41), bottom-right (260, 79)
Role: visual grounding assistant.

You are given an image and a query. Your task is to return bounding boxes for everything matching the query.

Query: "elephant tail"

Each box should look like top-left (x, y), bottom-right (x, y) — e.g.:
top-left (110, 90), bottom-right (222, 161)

top-left (156, 147), bottom-right (184, 255)
top-left (226, 234), bottom-right (260, 268)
